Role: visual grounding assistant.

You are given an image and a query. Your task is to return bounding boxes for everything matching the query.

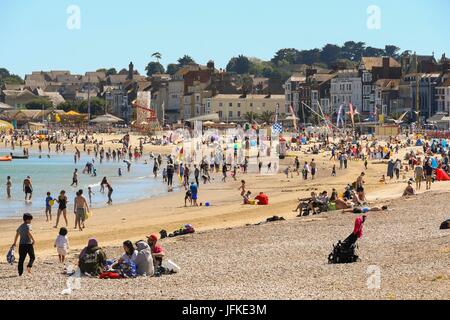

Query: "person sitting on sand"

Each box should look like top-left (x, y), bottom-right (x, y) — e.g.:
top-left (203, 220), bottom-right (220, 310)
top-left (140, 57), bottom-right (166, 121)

top-left (335, 197), bottom-right (353, 210)
top-left (78, 238), bottom-right (107, 276)
top-left (147, 234), bottom-right (165, 268)
top-left (403, 180), bottom-right (416, 197)
top-left (243, 191), bottom-right (252, 204)
top-left (111, 240), bottom-right (137, 270)
top-left (134, 240), bottom-right (154, 276)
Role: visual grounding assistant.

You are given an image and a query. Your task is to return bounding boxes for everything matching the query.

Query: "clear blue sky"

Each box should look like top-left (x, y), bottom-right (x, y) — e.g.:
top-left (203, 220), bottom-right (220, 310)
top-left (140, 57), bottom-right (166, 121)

top-left (1, 0), bottom-right (449, 77)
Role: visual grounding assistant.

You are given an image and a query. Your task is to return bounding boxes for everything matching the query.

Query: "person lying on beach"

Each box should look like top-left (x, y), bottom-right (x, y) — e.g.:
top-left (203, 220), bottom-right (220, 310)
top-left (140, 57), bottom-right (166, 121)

top-left (78, 238), bottom-right (107, 276)
top-left (402, 181), bottom-right (416, 197)
top-left (342, 205), bottom-right (388, 214)
top-left (335, 198), bottom-right (353, 210)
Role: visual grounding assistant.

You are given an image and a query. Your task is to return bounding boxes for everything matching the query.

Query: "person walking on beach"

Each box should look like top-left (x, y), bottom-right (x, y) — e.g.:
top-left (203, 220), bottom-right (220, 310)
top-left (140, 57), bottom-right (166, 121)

top-left (310, 159), bottom-right (317, 180)
top-left (424, 160), bottom-right (433, 190)
top-left (222, 163), bottom-right (228, 182)
top-left (54, 227), bottom-right (69, 264)
top-left (194, 164), bottom-right (200, 186)
top-left (167, 162), bottom-right (174, 191)
top-left (23, 176), bottom-right (33, 201)
top-left (190, 182), bottom-right (198, 206)
top-left (238, 180), bottom-right (246, 196)
top-left (54, 190), bottom-right (68, 228)
top-left (74, 189), bottom-right (89, 231)
top-left (71, 169), bottom-right (78, 187)
top-left (6, 176), bottom-right (12, 199)
top-left (45, 192), bottom-right (54, 222)
top-left (414, 159), bottom-right (424, 190)
top-left (12, 213), bottom-right (35, 276)
top-left (88, 186), bottom-right (94, 205)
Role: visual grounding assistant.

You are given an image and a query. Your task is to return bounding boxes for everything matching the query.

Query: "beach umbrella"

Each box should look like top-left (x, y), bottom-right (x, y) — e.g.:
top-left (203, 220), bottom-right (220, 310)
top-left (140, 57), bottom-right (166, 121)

top-left (0, 120), bottom-right (13, 131)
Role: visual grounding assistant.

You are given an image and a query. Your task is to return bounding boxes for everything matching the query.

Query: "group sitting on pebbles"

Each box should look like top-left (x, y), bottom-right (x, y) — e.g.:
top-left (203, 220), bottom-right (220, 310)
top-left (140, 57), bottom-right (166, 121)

top-left (77, 233), bottom-right (179, 279)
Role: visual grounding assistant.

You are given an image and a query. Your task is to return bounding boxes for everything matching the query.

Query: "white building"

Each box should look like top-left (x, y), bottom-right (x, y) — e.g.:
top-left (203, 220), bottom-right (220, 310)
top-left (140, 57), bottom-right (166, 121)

top-left (284, 74), bottom-right (306, 115)
top-left (330, 70), bottom-right (362, 114)
top-left (167, 78), bottom-right (184, 123)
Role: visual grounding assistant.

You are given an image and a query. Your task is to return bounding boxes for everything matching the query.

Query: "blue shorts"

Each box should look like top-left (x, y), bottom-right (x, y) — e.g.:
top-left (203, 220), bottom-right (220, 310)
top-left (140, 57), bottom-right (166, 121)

top-left (192, 194), bottom-right (198, 200)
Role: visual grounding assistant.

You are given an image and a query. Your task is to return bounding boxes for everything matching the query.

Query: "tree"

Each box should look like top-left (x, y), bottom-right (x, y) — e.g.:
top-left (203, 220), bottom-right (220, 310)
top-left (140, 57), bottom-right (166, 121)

top-left (0, 68), bottom-right (10, 78)
top-left (258, 111), bottom-right (275, 124)
top-left (166, 64), bottom-right (180, 75)
top-left (177, 55), bottom-right (195, 67)
top-left (271, 49), bottom-right (300, 65)
top-left (341, 41), bottom-right (366, 61)
top-left (0, 67), bottom-right (24, 86)
top-left (297, 49), bottom-right (321, 65)
top-left (118, 68), bottom-right (128, 75)
top-left (241, 75), bottom-right (254, 93)
top-left (151, 52), bottom-right (162, 62)
top-left (226, 55), bottom-right (251, 74)
top-left (244, 111), bottom-right (259, 123)
top-left (25, 98), bottom-right (53, 110)
top-left (364, 46), bottom-right (385, 57)
top-left (96, 68), bottom-right (107, 73)
top-left (78, 97), bottom-right (106, 116)
top-left (145, 62), bottom-right (165, 76)
top-left (385, 45), bottom-right (400, 58)
top-left (320, 44), bottom-right (342, 66)
top-left (106, 68), bottom-right (117, 76)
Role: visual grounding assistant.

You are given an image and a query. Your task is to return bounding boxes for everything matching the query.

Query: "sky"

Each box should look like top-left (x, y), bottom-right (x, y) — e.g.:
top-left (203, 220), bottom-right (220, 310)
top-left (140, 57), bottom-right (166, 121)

top-left (0, 0), bottom-right (449, 77)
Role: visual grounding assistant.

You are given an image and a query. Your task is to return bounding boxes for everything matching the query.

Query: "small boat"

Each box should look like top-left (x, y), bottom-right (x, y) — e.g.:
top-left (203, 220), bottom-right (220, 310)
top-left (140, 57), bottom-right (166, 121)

top-left (0, 156), bottom-right (12, 161)
top-left (11, 155), bottom-right (29, 160)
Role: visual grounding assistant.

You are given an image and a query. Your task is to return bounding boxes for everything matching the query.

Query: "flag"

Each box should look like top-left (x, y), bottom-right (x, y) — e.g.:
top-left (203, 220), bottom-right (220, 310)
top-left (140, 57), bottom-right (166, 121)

top-left (272, 123), bottom-right (283, 135)
top-left (289, 104), bottom-right (298, 130)
top-left (336, 105), bottom-right (344, 128)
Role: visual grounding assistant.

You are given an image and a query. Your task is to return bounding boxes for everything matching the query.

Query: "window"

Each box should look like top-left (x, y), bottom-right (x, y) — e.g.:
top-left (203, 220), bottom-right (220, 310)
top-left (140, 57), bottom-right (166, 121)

top-left (362, 73), bottom-right (372, 83)
top-left (237, 102), bottom-right (241, 108)
top-left (237, 111), bottom-right (241, 117)
top-left (229, 102), bottom-right (233, 107)
top-left (250, 103), bottom-right (253, 107)
top-left (229, 111), bottom-right (233, 118)
top-left (218, 111), bottom-right (223, 118)
top-left (219, 102), bottom-right (223, 107)
top-left (363, 85), bottom-right (371, 95)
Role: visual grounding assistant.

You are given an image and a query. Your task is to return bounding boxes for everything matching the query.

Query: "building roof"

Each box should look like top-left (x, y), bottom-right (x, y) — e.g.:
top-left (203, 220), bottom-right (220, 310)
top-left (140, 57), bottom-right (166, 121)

top-left (2, 89), bottom-right (37, 99)
top-left (35, 89), bottom-right (66, 106)
top-left (0, 102), bottom-right (13, 110)
top-left (360, 57), bottom-right (401, 70)
top-left (375, 79), bottom-right (400, 90)
top-left (212, 94), bottom-right (285, 100)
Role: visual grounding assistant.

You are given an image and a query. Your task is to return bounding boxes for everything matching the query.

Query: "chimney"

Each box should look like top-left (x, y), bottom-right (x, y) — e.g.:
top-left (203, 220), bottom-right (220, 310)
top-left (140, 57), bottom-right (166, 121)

top-left (382, 57), bottom-right (390, 69)
top-left (127, 62), bottom-right (134, 80)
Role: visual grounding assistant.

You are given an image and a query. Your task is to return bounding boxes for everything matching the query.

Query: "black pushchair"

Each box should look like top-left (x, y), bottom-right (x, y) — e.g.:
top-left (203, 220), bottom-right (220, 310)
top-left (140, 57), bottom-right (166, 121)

top-left (328, 235), bottom-right (360, 264)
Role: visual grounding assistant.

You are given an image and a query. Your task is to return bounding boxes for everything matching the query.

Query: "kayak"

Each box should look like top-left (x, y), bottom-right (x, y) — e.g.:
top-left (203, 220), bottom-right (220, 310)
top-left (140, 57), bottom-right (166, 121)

top-left (11, 155), bottom-right (29, 159)
top-left (0, 156), bottom-right (12, 161)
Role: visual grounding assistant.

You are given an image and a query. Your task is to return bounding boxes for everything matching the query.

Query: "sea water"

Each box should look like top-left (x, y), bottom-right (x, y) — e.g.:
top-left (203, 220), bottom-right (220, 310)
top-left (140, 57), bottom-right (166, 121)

top-left (0, 150), bottom-right (171, 219)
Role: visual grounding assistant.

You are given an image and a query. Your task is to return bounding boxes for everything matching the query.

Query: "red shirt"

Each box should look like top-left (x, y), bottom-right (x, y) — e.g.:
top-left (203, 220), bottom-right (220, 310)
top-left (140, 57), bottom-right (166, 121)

top-left (255, 194), bottom-right (269, 205)
top-left (152, 244), bottom-right (164, 254)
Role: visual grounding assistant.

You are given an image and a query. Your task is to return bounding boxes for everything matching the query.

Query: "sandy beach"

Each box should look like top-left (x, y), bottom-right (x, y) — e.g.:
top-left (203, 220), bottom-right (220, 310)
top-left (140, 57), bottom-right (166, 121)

top-left (1, 134), bottom-right (449, 299)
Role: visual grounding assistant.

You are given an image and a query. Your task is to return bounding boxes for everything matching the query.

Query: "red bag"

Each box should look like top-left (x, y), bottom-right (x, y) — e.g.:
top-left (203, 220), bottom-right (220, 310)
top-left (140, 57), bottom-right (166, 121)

top-left (99, 271), bottom-right (122, 279)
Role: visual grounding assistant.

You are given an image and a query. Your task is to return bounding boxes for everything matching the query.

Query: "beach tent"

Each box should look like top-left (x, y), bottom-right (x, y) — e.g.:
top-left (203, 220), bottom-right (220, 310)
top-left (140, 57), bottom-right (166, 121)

top-left (90, 114), bottom-right (124, 124)
top-left (436, 169), bottom-right (450, 181)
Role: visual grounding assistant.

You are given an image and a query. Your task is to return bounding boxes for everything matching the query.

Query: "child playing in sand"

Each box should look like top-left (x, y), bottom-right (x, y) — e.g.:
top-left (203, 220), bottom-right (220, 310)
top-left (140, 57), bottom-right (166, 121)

top-left (45, 192), bottom-right (53, 222)
top-left (54, 227), bottom-right (69, 264)
top-left (331, 164), bottom-right (336, 176)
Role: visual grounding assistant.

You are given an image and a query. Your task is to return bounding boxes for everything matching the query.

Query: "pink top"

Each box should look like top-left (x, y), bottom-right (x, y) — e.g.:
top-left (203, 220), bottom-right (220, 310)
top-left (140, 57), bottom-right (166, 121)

top-left (353, 216), bottom-right (364, 239)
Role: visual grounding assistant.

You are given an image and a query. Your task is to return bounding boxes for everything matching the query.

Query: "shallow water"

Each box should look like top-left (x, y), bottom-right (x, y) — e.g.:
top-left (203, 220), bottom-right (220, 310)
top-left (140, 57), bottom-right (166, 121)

top-left (0, 149), bottom-right (172, 219)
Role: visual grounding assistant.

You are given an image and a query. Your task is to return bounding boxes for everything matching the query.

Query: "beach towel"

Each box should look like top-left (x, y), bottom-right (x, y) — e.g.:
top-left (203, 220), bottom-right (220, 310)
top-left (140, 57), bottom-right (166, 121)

top-left (436, 169), bottom-right (450, 181)
top-left (6, 246), bottom-right (15, 265)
